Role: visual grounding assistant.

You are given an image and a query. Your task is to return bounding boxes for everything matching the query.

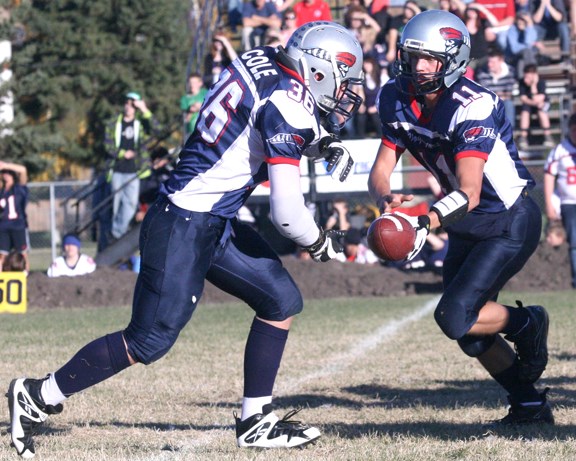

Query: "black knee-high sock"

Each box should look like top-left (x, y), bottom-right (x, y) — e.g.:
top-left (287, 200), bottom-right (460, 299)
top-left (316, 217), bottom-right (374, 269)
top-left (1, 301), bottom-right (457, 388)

top-left (243, 318), bottom-right (289, 398)
top-left (54, 331), bottom-right (132, 397)
top-left (491, 361), bottom-right (542, 403)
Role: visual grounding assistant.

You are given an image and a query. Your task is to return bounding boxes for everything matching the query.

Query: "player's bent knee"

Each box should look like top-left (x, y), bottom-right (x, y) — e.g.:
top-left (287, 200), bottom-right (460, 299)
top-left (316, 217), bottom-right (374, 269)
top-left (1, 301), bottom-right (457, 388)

top-left (457, 334), bottom-right (497, 357)
top-left (252, 282), bottom-right (303, 321)
top-left (124, 330), bottom-right (179, 365)
top-left (434, 309), bottom-right (465, 340)
top-left (433, 298), bottom-right (477, 340)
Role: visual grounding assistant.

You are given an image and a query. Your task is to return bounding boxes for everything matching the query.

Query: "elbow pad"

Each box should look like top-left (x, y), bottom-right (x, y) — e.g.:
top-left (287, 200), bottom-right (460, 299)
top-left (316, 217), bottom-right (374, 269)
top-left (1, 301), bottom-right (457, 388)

top-left (431, 190), bottom-right (469, 227)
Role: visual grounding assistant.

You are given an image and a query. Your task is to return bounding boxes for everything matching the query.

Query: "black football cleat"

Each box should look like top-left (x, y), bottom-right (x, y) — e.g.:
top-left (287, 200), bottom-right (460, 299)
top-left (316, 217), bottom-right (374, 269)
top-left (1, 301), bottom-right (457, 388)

top-left (486, 389), bottom-right (554, 428)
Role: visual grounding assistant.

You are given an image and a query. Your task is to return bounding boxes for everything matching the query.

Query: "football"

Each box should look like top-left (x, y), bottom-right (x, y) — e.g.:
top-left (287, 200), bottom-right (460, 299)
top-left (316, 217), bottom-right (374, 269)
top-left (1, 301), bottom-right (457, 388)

top-left (367, 213), bottom-right (416, 261)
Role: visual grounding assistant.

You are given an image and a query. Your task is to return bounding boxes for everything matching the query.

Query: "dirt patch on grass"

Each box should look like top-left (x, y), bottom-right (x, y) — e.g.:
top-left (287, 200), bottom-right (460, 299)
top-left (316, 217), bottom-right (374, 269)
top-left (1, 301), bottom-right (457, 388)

top-left (26, 241), bottom-right (571, 309)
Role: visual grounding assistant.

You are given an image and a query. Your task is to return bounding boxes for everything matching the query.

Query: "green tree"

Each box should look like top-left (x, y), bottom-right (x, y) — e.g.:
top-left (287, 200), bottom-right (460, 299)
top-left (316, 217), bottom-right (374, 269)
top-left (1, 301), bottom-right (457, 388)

top-left (2, 0), bottom-right (191, 179)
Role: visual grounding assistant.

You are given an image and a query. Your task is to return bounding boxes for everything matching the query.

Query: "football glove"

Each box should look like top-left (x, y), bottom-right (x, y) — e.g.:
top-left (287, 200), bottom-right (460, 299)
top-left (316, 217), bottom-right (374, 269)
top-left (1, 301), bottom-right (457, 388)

top-left (393, 212), bottom-right (431, 262)
top-left (323, 141), bottom-right (354, 182)
top-left (303, 228), bottom-right (344, 262)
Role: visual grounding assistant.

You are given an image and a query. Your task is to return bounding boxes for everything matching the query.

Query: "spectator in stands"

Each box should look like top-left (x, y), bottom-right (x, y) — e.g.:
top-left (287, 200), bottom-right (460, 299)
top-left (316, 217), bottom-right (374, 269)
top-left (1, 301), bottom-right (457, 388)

top-left (517, 63), bottom-right (554, 150)
top-left (293, 0), bottom-right (332, 27)
top-left (355, 56), bottom-right (383, 139)
top-left (346, 5), bottom-right (382, 55)
top-left (264, 28), bottom-right (283, 47)
top-left (227, 0), bottom-right (244, 32)
top-left (202, 33), bottom-right (238, 87)
top-left (324, 197), bottom-right (351, 231)
top-left (242, 0), bottom-right (282, 51)
top-left (47, 234), bottom-right (97, 278)
top-left (502, 12), bottom-right (539, 71)
top-left (269, 0), bottom-right (297, 13)
top-left (476, 0), bottom-right (516, 49)
top-left (343, 0), bottom-right (390, 45)
top-left (543, 113), bottom-right (576, 288)
top-left (365, 0), bottom-right (389, 17)
top-left (278, 8), bottom-right (299, 46)
top-left (137, 146), bottom-right (175, 221)
top-left (1, 251), bottom-right (26, 273)
top-left (475, 47), bottom-right (516, 126)
top-left (530, 0), bottom-right (570, 58)
top-left (437, 0), bottom-right (467, 19)
top-left (0, 161), bottom-right (29, 273)
top-left (463, 3), bottom-right (498, 70)
top-left (385, 1), bottom-right (421, 68)
top-left (105, 92), bottom-right (160, 241)
top-left (180, 73), bottom-right (208, 139)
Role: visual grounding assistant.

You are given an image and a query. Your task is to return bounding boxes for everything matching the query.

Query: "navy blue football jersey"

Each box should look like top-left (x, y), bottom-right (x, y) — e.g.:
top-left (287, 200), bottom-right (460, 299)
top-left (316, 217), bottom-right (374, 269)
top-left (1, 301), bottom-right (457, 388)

top-left (162, 46), bottom-right (325, 218)
top-left (0, 184), bottom-right (28, 230)
top-left (377, 77), bottom-right (535, 214)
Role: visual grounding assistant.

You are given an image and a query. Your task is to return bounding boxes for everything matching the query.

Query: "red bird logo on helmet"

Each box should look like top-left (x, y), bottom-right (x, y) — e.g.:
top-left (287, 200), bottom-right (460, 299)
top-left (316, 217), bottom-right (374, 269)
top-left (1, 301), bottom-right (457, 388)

top-left (336, 52), bottom-right (356, 78)
top-left (440, 27), bottom-right (463, 41)
top-left (439, 27), bottom-right (467, 56)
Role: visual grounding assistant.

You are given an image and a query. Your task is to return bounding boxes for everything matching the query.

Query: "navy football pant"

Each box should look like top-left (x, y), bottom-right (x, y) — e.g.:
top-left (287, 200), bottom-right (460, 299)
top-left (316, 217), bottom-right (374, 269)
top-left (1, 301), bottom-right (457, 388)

top-left (124, 199), bottom-right (303, 365)
top-left (434, 195), bottom-right (542, 347)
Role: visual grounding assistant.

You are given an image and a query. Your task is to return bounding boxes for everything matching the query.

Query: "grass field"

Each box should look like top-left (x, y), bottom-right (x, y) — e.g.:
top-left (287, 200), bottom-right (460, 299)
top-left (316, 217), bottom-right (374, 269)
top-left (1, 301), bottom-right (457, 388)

top-left (1, 291), bottom-right (575, 460)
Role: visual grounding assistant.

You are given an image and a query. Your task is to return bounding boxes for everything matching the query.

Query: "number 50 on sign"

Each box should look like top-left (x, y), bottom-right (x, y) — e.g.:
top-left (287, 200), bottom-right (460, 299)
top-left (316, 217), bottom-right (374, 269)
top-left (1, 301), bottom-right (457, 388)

top-left (0, 272), bottom-right (27, 314)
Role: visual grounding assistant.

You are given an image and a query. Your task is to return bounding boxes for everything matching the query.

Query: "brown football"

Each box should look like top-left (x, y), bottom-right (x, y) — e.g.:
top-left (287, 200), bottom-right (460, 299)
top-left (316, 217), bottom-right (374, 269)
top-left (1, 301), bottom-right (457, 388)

top-left (367, 214), bottom-right (416, 261)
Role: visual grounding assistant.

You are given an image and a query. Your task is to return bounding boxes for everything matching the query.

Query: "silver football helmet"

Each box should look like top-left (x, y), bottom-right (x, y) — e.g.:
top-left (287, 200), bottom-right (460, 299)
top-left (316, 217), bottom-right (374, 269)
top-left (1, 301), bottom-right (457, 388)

top-left (393, 10), bottom-right (471, 94)
top-left (285, 21), bottom-right (364, 129)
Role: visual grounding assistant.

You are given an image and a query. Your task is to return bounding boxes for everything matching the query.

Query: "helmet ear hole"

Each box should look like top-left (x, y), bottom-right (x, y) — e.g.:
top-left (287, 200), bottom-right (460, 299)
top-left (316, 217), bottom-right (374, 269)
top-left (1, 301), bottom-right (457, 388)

top-left (314, 72), bottom-right (325, 82)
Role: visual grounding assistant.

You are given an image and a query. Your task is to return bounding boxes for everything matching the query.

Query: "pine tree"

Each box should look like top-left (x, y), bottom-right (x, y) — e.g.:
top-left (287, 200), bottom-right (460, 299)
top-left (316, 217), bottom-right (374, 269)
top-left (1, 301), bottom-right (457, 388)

top-left (3, 0), bottom-right (192, 178)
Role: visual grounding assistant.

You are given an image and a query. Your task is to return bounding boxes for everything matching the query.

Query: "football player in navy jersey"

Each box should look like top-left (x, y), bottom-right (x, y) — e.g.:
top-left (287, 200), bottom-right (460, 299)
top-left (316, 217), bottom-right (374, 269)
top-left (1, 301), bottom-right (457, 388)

top-left (0, 161), bottom-right (29, 273)
top-left (368, 10), bottom-right (552, 426)
top-left (7, 22), bottom-right (364, 458)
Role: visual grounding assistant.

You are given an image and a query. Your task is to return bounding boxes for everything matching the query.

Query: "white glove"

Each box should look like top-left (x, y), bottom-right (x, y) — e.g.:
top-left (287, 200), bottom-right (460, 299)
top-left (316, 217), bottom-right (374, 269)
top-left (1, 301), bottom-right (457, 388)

top-left (303, 228), bottom-right (344, 262)
top-left (323, 141), bottom-right (354, 182)
top-left (393, 212), bottom-right (430, 262)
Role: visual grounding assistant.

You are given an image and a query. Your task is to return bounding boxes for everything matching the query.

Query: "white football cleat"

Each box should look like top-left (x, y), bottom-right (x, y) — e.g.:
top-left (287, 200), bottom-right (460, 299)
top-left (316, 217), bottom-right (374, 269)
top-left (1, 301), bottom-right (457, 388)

top-left (6, 377), bottom-right (63, 459)
top-left (235, 404), bottom-right (321, 448)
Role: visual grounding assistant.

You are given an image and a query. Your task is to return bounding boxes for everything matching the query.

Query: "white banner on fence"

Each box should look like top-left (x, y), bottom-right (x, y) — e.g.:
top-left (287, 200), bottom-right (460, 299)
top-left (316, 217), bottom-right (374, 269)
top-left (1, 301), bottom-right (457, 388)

top-left (250, 138), bottom-right (403, 196)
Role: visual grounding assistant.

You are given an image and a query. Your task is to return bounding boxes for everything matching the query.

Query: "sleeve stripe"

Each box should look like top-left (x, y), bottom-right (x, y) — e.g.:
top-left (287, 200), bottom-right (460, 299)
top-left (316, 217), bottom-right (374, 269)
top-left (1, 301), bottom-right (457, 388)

top-left (265, 157), bottom-right (300, 166)
top-left (382, 137), bottom-right (405, 153)
top-left (455, 150), bottom-right (489, 161)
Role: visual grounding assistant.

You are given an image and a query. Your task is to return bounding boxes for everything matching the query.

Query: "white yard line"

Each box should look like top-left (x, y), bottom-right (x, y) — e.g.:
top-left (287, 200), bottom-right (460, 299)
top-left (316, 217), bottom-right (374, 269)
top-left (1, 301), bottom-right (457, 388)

top-left (279, 296), bottom-right (440, 393)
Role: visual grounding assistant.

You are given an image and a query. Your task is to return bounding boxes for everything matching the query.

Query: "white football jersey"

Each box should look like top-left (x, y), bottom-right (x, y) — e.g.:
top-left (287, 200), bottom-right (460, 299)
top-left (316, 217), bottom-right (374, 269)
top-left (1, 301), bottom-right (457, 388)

top-left (544, 137), bottom-right (576, 204)
top-left (47, 254), bottom-right (97, 278)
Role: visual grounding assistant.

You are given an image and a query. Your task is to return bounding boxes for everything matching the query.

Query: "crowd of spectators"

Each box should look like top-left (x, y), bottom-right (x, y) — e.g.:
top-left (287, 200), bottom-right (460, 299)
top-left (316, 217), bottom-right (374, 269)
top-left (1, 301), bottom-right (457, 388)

top-left (210, 0), bottom-right (572, 149)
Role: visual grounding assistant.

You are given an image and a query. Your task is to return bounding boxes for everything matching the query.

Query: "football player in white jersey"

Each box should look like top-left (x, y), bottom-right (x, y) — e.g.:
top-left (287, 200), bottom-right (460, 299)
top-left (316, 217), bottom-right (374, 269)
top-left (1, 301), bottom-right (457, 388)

top-left (7, 22), bottom-right (364, 458)
top-left (369, 10), bottom-right (552, 426)
top-left (543, 113), bottom-right (576, 289)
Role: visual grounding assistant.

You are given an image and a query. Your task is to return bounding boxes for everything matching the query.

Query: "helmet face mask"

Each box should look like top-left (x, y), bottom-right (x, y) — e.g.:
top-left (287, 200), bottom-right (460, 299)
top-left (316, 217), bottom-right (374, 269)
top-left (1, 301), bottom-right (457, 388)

top-left (393, 10), bottom-right (471, 95)
top-left (286, 21), bottom-right (364, 129)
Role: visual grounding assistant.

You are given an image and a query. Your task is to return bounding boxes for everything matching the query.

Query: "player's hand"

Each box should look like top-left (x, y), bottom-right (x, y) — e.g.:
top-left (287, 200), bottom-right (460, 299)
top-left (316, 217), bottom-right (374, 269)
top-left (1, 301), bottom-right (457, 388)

top-left (377, 194), bottom-right (414, 214)
top-left (304, 228), bottom-right (344, 262)
top-left (393, 212), bottom-right (431, 261)
top-left (323, 141), bottom-right (354, 182)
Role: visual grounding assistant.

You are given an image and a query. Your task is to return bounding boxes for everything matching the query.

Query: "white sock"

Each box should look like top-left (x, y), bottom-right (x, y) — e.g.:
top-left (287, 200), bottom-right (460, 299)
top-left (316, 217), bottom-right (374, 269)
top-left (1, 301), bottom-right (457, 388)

top-left (241, 396), bottom-right (272, 421)
top-left (40, 374), bottom-right (67, 406)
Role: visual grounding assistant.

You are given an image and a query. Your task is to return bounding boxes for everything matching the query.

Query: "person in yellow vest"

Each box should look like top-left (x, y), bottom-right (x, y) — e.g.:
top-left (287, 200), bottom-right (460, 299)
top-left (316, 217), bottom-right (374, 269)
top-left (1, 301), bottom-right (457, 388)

top-left (104, 92), bottom-right (160, 240)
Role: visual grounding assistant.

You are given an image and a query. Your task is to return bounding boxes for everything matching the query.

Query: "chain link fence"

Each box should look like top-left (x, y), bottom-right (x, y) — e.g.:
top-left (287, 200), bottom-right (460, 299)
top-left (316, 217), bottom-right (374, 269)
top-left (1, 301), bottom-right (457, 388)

top-left (25, 159), bottom-right (548, 269)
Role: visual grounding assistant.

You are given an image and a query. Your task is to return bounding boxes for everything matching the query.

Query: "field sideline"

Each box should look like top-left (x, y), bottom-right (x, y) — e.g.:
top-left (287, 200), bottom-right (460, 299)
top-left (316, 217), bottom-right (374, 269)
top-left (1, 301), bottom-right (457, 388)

top-left (0, 291), bottom-right (575, 460)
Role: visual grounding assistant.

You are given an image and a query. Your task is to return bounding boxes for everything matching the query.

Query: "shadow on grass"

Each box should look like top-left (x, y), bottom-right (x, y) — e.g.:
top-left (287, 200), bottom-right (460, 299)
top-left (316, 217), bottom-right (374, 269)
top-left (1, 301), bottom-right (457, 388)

top-left (26, 376), bottom-right (576, 444)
